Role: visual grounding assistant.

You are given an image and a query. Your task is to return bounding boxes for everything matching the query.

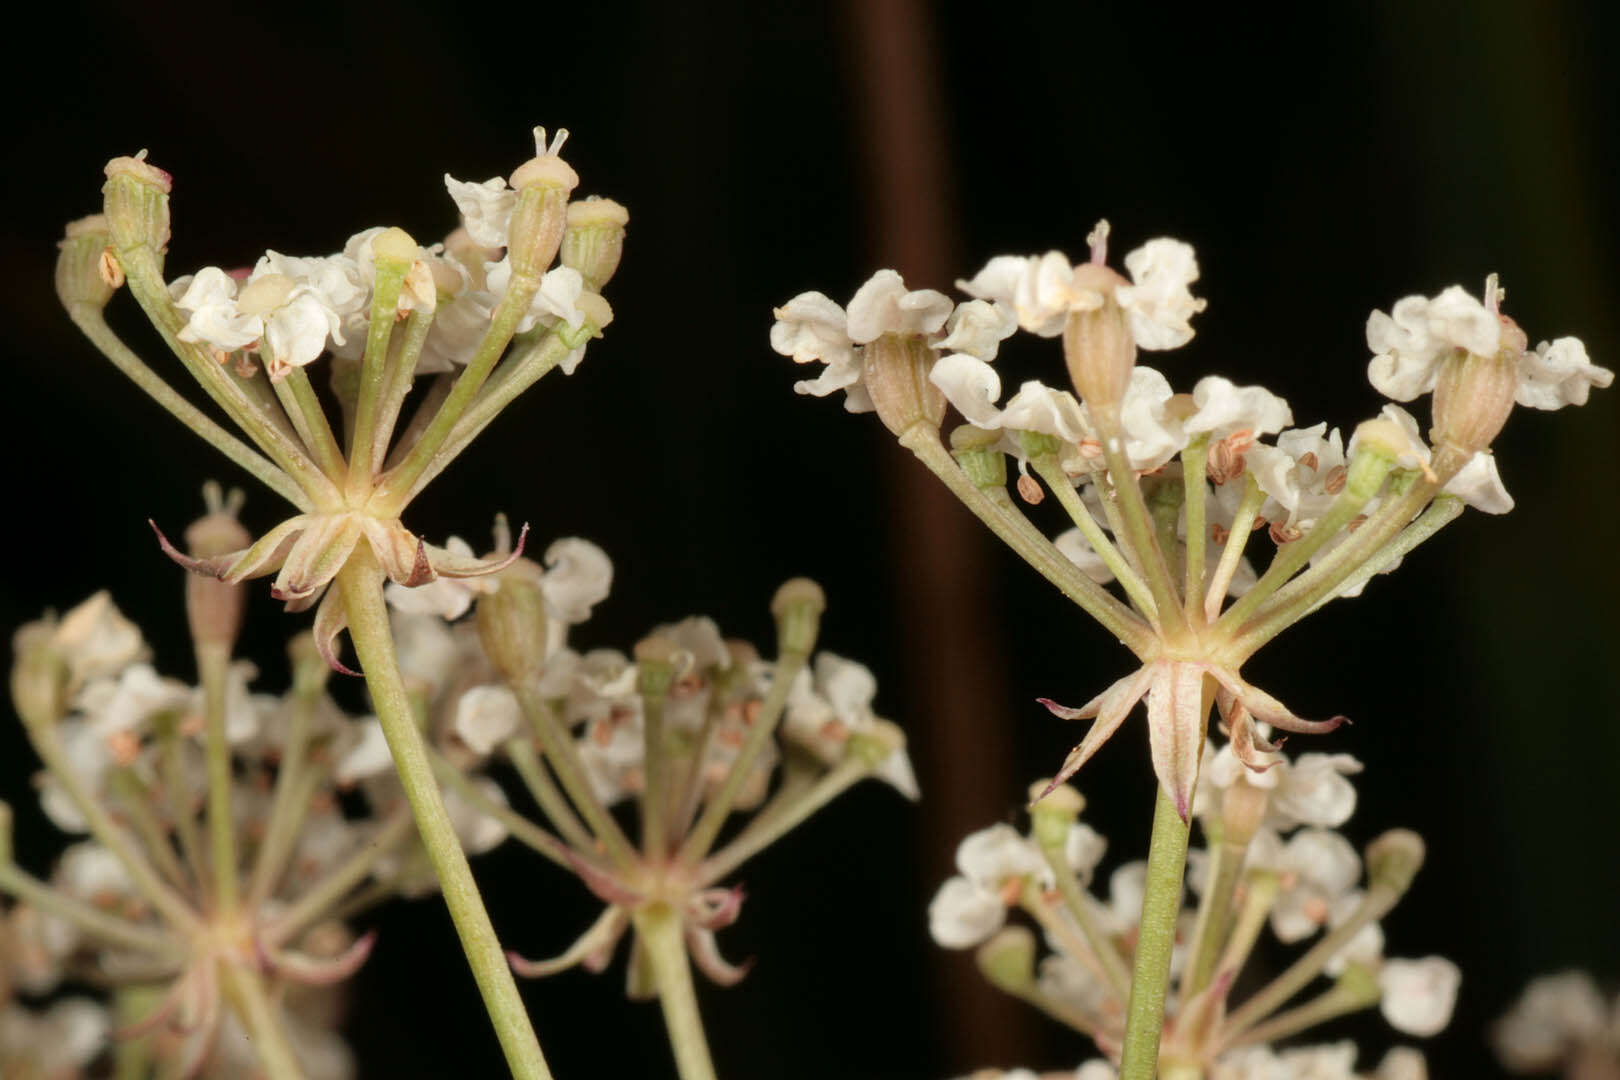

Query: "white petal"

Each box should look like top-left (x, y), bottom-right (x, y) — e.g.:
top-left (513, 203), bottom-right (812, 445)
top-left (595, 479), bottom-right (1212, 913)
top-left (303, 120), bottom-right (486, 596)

top-left (1116, 238), bottom-right (1206, 350)
top-left (541, 538), bottom-right (613, 624)
top-left (1055, 528), bottom-right (1115, 585)
top-left (444, 174), bottom-right (516, 249)
top-left (335, 718), bottom-right (393, 784)
top-left (930, 353), bottom-right (1005, 427)
top-left (927, 877), bottom-right (1006, 948)
top-left (955, 824), bottom-right (1044, 888)
top-left (770, 291), bottom-right (852, 363)
top-left (1442, 451), bottom-right (1514, 514)
top-left (1185, 376), bottom-right (1292, 440)
top-left (1516, 336), bottom-right (1613, 410)
top-left (1268, 752), bottom-right (1362, 829)
top-left (453, 685), bottom-right (522, 756)
top-left (937, 299), bottom-right (1017, 360)
top-left (1380, 956), bottom-right (1461, 1036)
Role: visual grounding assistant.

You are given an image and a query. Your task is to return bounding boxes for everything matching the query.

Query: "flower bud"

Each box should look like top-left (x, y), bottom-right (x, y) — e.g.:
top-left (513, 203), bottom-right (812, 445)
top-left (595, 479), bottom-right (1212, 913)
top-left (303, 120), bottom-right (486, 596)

top-left (633, 634), bottom-right (680, 698)
top-left (950, 424), bottom-right (1007, 489)
top-left (1027, 779), bottom-right (1083, 849)
top-left (975, 926), bottom-right (1037, 994)
top-left (1062, 263), bottom-right (1136, 411)
top-left (54, 216), bottom-right (117, 311)
top-left (1366, 828), bottom-right (1425, 895)
top-left (101, 151), bottom-right (172, 256)
top-left (862, 333), bottom-right (947, 437)
top-left (1344, 423), bottom-right (1403, 497)
top-left (475, 560), bottom-right (550, 683)
top-left (1430, 345), bottom-right (1519, 455)
top-left (770, 578), bottom-right (826, 656)
top-left (184, 487), bottom-right (251, 650)
top-left (9, 622), bottom-right (66, 729)
top-left (562, 197), bottom-right (629, 290)
top-left (287, 631), bottom-right (333, 698)
top-left (506, 131), bottom-right (579, 283)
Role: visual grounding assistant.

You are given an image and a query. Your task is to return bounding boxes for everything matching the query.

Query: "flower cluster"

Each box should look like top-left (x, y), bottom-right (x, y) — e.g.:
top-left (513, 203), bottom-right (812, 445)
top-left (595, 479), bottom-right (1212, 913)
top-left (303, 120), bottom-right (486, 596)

top-left (930, 744), bottom-right (1452, 1077)
top-left (772, 226), bottom-right (1610, 820)
top-left (1493, 970), bottom-right (1620, 1077)
top-left (1, 495), bottom-right (501, 1076)
top-left (381, 528), bottom-right (916, 1033)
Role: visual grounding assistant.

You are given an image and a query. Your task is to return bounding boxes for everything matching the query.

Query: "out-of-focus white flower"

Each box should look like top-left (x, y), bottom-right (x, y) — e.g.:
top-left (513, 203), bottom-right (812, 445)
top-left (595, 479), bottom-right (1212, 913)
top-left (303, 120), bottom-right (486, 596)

top-left (335, 718), bottom-right (393, 785)
top-left (1323, 890), bottom-right (1385, 975)
top-left (1380, 956), bottom-right (1461, 1036)
top-left (1367, 285), bottom-right (1502, 401)
top-left (782, 653), bottom-right (919, 799)
top-left (541, 538), bottom-right (613, 625)
top-left (442, 777), bottom-right (510, 854)
top-left (1213, 1042), bottom-right (1360, 1080)
top-left (1271, 829), bottom-right (1361, 943)
top-left (1374, 1048), bottom-right (1428, 1080)
top-left (453, 685), bottom-right (522, 755)
top-left (1266, 752), bottom-right (1363, 830)
top-left (55, 843), bottom-right (136, 907)
top-left (0, 997), bottom-right (109, 1075)
top-left (76, 662), bottom-right (190, 741)
top-left (1516, 337), bottom-right (1613, 409)
top-left (1492, 970), bottom-right (1613, 1072)
top-left (928, 876), bottom-right (1008, 949)
top-left (390, 612), bottom-right (460, 696)
top-left (48, 592), bottom-right (147, 693)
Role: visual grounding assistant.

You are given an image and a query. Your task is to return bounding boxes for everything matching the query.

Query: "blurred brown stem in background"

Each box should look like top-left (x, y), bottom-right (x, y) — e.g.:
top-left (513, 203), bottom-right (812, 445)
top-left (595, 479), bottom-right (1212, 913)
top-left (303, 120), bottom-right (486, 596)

top-left (844, 0), bottom-right (1040, 1068)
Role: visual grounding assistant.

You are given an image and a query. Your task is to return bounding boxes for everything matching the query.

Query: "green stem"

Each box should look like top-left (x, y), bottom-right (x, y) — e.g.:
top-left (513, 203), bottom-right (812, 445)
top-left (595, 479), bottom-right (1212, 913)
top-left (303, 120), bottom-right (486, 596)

top-left (641, 687), bottom-right (671, 862)
top-left (218, 961), bottom-right (306, 1080)
top-left (0, 862), bottom-right (177, 957)
top-left (1212, 870), bottom-right (1280, 983)
top-left (1118, 787), bottom-right (1193, 1080)
top-left (1203, 475), bottom-right (1264, 622)
top-left (698, 756), bottom-right (868, 885)
top-left (1301, 496), bottom-right (1462, 618)
top-left (1221, 883), bottom-right (1399, 1038)
top-left (265, 812), bottom-right (413, 946)
top-left (158, 723), bottom-right (209, 902)
top-left (114, 987), bottom-right (162, 1080)
top-left (1182, 439), bottom-right (1209, 625)
top-left (246, 682), bottom-right (316, 907)
top-left (677, 650), bottom-right (808, 866)
top-left (196, 642), bottom-right (238, 916)
top-left (403, 331), bottom-right (572, 502)
top-left (1093, 412), bottom-right (1186, 638)
top-left (346, 260), bottom-right (407, 501)
top-left (901, 426), bottom-right (1154, 655)
top-left (1035, 839), bottom-right (1131, 1003)
top-left (512, 685), bottom-right (639, 868)
top-left (1183, 836), bottom-right (1248, 998)
top-left (107, 769), bottom-right (190, 893)
top-left (278, 368), bottom-right (347, 483)
top-left (21, 721), bottom-right (198, 932)
top-left (430, 750), bottom-right (574, 871)
top-left (370, 275), bottom-right (540, 514)
top-left (505, 738), bottom-right (596, 853)
top-left (371, 306), bottom-right (436, 475)
top-left (338, 552), bottom-right (553, 1079)
top-left (1223, 975), bottom-right (1380, 1050)
top-left (1033, 455), bottom-right (1159, 622)
top-left (637, 903), bottom-right (718, 1080)
top-left (65, 307), bottom-right (309, 510)
top-left (115, 246), bottom-right (340, 509)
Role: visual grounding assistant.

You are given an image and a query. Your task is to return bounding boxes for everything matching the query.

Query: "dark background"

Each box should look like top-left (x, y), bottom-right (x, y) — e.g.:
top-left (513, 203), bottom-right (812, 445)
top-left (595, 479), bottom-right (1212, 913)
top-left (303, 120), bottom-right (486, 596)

top-left (4, 2), bottom-right (1618, 1076)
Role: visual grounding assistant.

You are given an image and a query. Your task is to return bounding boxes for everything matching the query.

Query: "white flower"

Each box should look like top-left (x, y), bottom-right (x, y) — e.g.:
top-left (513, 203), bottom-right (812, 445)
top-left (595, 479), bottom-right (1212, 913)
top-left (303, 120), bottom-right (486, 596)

top-left (0, 998), bottom-right (109, 1074)
top-left (927, 875), bottom-right (1007, 948)
top-left (1323, 889), bottom-right (1384, 975)
top-left (1356, 404), bottom-right (1514, 515)
top-left (957, 251), bottom-right (1087, 337)
top-left (1492, 970), bottom-right (1611, 1071)
top-left (937, 299), bottom-right (1018, 359)
top-left (444, 174), bottom-right (517, 249)
top-left (1516, 336), bottom-right (1613, 409)
top-left (1103, 861), bottom-right (1149, 934)
top-left (1184, 376), bottom-right (1293, 442)
top-left (174, 261), bottom-right (353, 379)
top-left (390, 611), bottom-right (460, 696)
top-left (782, 653), bottom-right (919, 798)
top-left (956, 824), bottom-right (1046, 889)
top-left (845, 269), bottom-right (953, 342)
top-left (453, 685), bottom-right (522, 755)
top-left (1374, 1048), bottom-right (1428, 1080)
top-left (335, 718), bottom-right (393, 784)
top-left (1116, 365), bottom-right (1187, 470)
top-left (1367, 285), bottom-right (1501, 401)
top-left (1266, 752), bottom-right (1363, 830)
top-left (1115, 238), bottom-right (1208, 350)
top-left (929, 354), bottom-right (1088, 444)
top-left (1054, 528), bottom-right (1115, 584)
top-left (1270, 829), bottom-right (1361, 943)
top-left (956, 234), bottom-right (1206, 348)
top-left (76, 662), bottom-right (189, 741)
top-left (541, 538), bottom-right (613, 625)
top-left (1380, 956), bottom-right (1461, 1036)
top-left (1248, 424), bottom-right (1348, 532)
top-left (49, 591), bottom-right (147, 692)
top-left (56, 843), bottom-right (135, 905)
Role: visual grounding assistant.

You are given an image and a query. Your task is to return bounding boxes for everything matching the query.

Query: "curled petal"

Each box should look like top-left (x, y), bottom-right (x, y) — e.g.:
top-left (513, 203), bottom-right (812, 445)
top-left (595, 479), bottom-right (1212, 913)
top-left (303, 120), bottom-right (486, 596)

top-left (1035, 665), bottom-right (1155, 802)
top-left (429, 523), bottom-right (530, 578)
top-left (685, 926), bottom-right (753, 987)
top-left (261, 930), bottom-right (377, 985)
top-left (219, 515), bottom-right (313, 584)
top-left (359, 517), bottom-right (429, 586)
top-left (686, 885), bottom-right (746, 931)
top-left (270, 515), bottom-right (363, 604)
top-left (1211, 669), bottom-right (1347, 736)
top-left (1216, 688), bottom-right (1284, 772)
top-left (312, 587), bottom-right (358, 676)
top-left (1146, 662), bottom-right (1211, 822)
top-left (508, 906), bottom-right (629, 978)
top-left (149, 520), bottom-right (234, 577)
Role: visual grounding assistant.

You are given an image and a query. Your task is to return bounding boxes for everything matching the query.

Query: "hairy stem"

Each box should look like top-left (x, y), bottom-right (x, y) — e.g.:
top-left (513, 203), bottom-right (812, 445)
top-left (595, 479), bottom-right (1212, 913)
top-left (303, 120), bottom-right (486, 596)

top-left (1118, 787), bottom-right (1193, 1080)
top-left (337, 550), bottom-right (553, 1080)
